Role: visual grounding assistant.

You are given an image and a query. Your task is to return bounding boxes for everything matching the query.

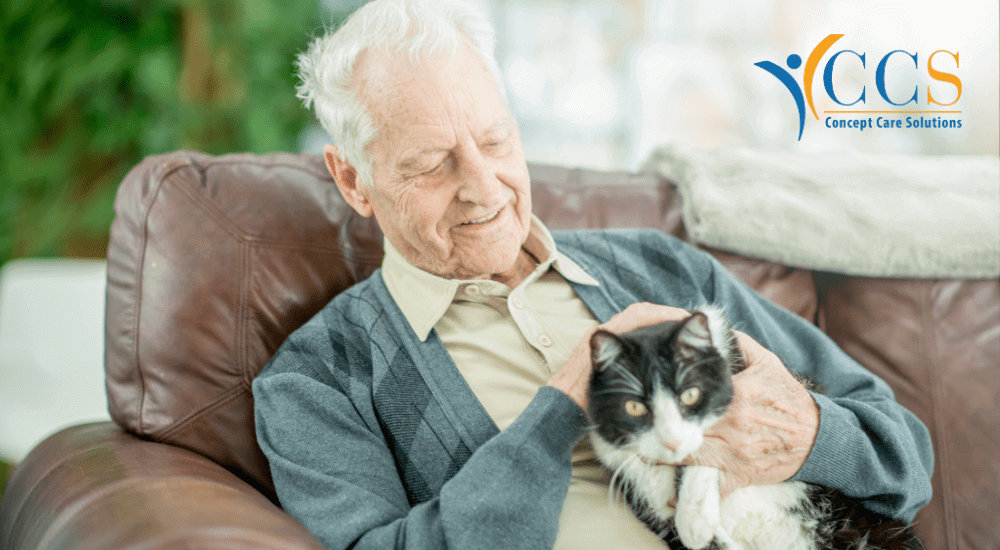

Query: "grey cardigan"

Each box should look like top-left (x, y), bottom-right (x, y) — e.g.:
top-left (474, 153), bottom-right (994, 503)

top-left (253, 229), bottom-right (933, 550)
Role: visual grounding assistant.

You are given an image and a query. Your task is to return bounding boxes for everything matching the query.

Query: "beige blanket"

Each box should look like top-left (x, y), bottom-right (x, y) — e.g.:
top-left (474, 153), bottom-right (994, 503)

top-left (643, 144), bottom-right (1000, 279)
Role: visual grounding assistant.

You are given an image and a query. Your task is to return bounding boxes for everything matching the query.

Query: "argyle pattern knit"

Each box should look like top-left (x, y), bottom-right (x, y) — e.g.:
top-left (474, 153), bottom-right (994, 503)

top-left (254, 228), bottom-right (933, 550)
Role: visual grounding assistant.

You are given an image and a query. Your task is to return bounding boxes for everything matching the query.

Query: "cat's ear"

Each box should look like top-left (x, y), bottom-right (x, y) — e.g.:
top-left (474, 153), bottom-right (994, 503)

top-left (675, 312), bottom-right (713, 360)
top-left (591, 330), bottom-right (624, 371)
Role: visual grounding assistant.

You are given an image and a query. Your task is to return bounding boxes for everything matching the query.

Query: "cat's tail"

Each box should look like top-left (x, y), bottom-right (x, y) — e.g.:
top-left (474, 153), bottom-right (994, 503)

top-left (812, 486), bottom-right (925, 550)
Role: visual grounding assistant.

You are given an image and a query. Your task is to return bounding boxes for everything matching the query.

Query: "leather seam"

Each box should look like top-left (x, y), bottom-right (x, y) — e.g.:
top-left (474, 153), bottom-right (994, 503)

top-left (132, 159), bottom-right (192, 435)
top-left (239, 241), bottom-right (251, 387)
top-left (921, 280), bottom-right (956, 550)
top-left (153, 385), bottom-right (248, 442)
top-left (169, 162), bottom-right (374, 255)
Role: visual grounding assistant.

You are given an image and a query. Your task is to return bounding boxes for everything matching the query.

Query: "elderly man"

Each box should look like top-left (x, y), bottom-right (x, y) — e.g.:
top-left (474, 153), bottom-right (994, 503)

top-left (252, 1), bottom-right (933, 549)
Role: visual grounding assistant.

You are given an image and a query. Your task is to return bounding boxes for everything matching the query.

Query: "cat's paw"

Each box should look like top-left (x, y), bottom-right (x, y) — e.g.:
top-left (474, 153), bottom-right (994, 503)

top-left (675, 466), bottom-right (722, 550)
top-left (675, 510), bottom-right (716, 549)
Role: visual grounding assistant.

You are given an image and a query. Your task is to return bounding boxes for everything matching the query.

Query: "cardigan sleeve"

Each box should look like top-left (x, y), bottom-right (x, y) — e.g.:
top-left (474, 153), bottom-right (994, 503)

top-left (693, 245), bottom-right (934, 523)
top-left (254, 330), bottom-right (587, 550)
top-left (554, 228), bottom-right (933, 523)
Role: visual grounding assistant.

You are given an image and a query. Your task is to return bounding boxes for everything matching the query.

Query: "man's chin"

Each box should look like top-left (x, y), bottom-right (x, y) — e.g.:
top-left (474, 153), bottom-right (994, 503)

top-left (448, 249), bottom-right (522, 280)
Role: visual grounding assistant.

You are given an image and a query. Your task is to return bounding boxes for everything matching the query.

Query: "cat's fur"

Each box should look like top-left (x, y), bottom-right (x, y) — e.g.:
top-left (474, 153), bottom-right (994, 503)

top-left (587, 306), bottom-right (924, 550)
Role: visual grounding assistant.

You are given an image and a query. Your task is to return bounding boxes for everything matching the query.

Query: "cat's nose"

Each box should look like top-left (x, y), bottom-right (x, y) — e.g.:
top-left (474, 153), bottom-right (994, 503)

top-left (662, 439), bottom-right (682, 452)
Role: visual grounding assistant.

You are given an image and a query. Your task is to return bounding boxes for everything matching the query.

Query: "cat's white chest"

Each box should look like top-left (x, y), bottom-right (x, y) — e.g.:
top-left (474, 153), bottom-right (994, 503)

top-left (720, 482), bottom-right (817, 550)
top-left (589, 434), bottom-right (679, 525)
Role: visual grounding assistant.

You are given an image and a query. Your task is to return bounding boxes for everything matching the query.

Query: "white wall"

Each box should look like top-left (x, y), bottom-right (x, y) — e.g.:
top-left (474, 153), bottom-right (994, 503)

top-left (310, 0), bottom-right (1000, 168)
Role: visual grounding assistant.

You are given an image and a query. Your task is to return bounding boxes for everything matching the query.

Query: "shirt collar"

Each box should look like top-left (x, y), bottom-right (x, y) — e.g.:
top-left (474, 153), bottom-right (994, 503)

top-left (381, 214), bottom-right (599, 341)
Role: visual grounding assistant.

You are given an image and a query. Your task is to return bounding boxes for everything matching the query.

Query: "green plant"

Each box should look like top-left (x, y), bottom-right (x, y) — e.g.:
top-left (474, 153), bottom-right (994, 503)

top-left (0, 458), bottom-right (11, 497)
top-left (0, 0), bottom-right (332, 268)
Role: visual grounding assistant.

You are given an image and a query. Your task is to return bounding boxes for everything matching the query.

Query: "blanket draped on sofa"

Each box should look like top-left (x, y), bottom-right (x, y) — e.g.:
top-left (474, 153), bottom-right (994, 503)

top-left (644, 145), bottom-right (1000, 279)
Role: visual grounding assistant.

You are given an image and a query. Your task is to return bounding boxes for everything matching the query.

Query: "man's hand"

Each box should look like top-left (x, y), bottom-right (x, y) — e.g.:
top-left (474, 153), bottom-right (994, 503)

top-left (547, 302), bottom-right (689, 410)
top-left (680, 331), bottom-right (820, 497)
top-left (549, 302), bottom-right (820, 498)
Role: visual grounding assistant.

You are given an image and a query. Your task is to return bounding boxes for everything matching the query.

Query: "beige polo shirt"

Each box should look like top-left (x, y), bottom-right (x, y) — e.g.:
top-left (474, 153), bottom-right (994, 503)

top-left (382, 215), bottom-right (666, 549)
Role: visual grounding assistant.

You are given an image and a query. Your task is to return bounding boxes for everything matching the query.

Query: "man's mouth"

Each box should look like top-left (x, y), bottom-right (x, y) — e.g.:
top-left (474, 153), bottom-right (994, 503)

top-left (461, 209), bottom-right (500, 225)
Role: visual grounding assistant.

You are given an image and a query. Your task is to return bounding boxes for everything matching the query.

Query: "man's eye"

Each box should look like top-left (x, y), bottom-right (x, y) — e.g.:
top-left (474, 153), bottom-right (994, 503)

top-left (422, 158), bottom-right (452, 176)
top-left (483, 136), bottom-right (510, 152)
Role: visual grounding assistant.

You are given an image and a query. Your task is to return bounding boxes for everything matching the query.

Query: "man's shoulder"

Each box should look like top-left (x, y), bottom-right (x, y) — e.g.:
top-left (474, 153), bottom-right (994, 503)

top-left (255, 271), bottom-right (388, 384)
top-left (551, 227), bottom-right (716, 309)
top-left (552, 228), bottom-right (711, 275)
top-left (298, 273), bottom-right (386, 337)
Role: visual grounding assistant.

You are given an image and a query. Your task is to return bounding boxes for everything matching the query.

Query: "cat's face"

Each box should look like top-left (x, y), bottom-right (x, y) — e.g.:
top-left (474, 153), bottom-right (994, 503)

top-left (588, 308), bottom-right (743, 465)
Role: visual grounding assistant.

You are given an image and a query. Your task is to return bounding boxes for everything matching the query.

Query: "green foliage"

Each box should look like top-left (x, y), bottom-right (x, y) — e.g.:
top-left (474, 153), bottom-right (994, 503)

top-left (0, 0), bottom-right (331, 266)
top-left (0, 458), bottom-right (10, 497)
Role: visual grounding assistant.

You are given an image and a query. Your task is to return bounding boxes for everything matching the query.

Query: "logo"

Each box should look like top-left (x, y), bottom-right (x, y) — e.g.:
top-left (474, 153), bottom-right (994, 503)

top-left (755, 34), bottom-right (963, 140)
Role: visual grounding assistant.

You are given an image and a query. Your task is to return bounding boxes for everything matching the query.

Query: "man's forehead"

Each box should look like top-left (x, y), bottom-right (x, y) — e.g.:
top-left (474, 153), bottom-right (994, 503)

top-left (361, 53), bottom-right (494, 113)
top-left (354, 44), bottom-right (511, 158)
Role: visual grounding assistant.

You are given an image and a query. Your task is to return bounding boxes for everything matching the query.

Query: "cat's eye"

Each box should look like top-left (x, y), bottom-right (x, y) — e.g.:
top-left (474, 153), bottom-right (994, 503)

top-left (623, 400), bottom-right (648, 417)
top-left (680, 387), bottom-right (701, 407)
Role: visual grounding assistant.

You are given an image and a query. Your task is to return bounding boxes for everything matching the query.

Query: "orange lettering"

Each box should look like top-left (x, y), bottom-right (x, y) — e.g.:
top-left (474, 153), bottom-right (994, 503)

top-left (927, 50), bottom-right (961, 106)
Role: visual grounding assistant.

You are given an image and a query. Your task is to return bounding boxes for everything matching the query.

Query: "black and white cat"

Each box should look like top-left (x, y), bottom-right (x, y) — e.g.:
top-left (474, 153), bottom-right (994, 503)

top-left (587, 306), bottom-right (923, 550)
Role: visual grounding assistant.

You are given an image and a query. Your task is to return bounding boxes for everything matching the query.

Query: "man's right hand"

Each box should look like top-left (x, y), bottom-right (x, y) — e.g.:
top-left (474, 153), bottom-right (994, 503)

top-left (547, 302), bottom-right (690, 410)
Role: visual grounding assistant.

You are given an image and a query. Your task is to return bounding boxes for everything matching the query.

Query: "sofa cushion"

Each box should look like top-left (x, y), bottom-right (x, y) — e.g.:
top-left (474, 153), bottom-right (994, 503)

top-left (105, 151), bottom-right (373, 496)
top-left (816, 275), bottom-right (1000, 549)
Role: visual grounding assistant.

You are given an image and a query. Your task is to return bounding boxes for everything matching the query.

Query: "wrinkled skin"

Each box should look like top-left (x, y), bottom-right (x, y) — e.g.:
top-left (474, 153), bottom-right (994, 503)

top-left (325, 41), bottom-right (534, 287)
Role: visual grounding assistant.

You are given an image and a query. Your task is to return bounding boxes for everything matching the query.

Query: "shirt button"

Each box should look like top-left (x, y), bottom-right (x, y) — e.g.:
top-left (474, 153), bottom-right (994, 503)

top-left (511, 294), bottom-right (526, 309)
top-left (465, 285), bottom-right (480, 295)
top-left (537, 334), bottom-right (553, 347)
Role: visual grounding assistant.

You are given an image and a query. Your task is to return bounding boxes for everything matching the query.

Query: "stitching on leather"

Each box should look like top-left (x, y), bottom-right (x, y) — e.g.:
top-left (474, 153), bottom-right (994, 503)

top-left (170, 169), bottom-right (247, 243)
top-left (239, 241), bottom-right (250, 386)
top-left (133, 158), bottom-right (192, 435)
top-left (153, 384), bottom-right (249, 442)
top-left (168, 161), bottom-right (367, 255)
top-left (921, 281), bottom-right (956, 550)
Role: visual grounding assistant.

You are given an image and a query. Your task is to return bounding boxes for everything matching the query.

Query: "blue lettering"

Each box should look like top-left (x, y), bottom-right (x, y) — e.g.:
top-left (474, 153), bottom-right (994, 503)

top-left (823, 49), bottom-right (866, 106)
top-left (876, 50), bottom-right (919, 106)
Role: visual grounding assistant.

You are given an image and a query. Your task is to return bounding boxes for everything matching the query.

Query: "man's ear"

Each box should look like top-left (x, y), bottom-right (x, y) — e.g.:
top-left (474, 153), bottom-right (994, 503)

top-left (324, 144), bottom-right (373, 218)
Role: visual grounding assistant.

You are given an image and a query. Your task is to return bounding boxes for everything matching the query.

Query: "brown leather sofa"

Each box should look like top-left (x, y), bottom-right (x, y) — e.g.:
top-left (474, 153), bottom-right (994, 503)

top-left (0, 151), bottom-right (996, 550)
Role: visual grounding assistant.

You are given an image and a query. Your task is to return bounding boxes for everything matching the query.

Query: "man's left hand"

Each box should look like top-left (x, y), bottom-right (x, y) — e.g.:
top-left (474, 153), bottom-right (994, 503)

top-left (680, 330), bottom-right (820, 498)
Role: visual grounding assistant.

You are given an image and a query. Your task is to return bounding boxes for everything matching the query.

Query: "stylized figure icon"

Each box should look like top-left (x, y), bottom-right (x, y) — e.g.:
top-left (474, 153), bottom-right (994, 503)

top-left (754, 34), bottom-right (844, 140)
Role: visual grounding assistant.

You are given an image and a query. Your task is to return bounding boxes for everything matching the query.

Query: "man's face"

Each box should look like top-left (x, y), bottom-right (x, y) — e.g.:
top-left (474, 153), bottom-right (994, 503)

top-left (355, 42), bottom-right (532, 280)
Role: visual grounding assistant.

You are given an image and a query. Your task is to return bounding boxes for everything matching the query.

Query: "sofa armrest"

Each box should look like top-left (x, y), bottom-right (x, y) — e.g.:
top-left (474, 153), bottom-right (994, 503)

top-left (0, 422), bottom-right (324, 550)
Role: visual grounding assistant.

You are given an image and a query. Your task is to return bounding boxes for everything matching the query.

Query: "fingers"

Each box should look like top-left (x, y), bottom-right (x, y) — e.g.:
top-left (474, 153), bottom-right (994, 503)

top-left (602, 302), bottom-right (690, 334)
top-left (732, 330), bottom-right (769, 362)
top-left (549, 330), bottom-right (599, 410)
top-left (553, 303), bottom-right (688, 410)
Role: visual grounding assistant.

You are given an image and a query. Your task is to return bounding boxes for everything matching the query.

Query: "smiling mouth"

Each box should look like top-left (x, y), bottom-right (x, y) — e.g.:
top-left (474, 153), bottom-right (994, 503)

top-left (461, 209), bottom-right (500, 226)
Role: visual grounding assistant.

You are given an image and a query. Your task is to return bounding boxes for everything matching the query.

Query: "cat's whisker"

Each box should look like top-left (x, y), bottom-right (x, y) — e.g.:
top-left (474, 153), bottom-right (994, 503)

top-left (606, 453), bottom-right (641, 518)
top-left (604, 361), bottom-right (644, 392)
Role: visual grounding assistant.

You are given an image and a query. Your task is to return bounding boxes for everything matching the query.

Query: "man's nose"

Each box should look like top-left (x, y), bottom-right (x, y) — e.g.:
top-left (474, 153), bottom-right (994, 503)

top-left (456, 152), bottom-right (503, 205)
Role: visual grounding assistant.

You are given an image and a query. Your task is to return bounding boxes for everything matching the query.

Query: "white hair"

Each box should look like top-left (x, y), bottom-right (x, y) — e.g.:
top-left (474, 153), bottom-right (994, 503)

top-left (296, 0), bottom-right (507, 188)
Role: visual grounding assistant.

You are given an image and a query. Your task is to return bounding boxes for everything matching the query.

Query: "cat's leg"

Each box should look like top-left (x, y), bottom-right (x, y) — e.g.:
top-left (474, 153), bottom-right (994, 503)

top-left (674, 466), bottom-right (724, 550)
